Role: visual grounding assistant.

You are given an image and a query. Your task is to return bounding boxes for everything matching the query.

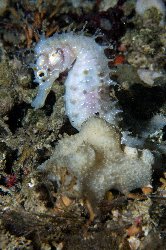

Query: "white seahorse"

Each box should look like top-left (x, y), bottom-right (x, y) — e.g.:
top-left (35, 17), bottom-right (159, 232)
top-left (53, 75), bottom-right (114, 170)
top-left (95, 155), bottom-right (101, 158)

top-left (31, 32), bottom-right (120, 130)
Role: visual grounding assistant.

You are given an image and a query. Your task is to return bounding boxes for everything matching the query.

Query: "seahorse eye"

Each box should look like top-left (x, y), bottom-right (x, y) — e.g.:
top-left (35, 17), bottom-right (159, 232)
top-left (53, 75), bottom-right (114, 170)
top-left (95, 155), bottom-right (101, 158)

top-left (37, 69), bottom-right (48, 80)
top-left (49, 48), bottom-right (63, 65)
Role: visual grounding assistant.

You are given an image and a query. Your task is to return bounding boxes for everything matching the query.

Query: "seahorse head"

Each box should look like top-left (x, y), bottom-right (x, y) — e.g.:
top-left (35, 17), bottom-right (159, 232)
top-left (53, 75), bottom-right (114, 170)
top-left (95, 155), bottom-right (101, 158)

top-left (33, 47), bottom-right (64, 85)
top-left (31, 34), bottom-right (76, 109)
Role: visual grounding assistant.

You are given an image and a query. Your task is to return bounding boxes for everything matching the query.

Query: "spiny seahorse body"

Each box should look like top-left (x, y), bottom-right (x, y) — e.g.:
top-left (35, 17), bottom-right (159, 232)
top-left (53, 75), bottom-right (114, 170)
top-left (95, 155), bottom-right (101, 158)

top-left (31, 32), bottom-right (120, 130)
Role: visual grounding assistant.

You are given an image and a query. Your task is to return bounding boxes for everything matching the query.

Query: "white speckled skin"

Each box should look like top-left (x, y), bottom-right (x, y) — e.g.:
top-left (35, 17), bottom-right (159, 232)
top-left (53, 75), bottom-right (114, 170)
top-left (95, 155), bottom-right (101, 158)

top-left (31, 32), bottom-right (120, 130)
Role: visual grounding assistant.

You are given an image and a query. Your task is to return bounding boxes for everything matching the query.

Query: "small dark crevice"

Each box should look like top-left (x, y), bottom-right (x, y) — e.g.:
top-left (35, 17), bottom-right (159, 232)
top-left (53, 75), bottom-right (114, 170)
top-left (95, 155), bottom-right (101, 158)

top-left (42, 91), bottom-right (56, 116)
top-left (162, 125), bottom-right (166, 141)
top-left (116, 84), bottom-right (166, 122)
top-left (6, 102), bottom-right (30, 133)
top-left (58, 117), bottom-right (78, 136)
top-left (28, 68), bottom-right (37, 89)
top-left (4, 149), bottom-right (18, 174)
top-left (36, 147), bottom-right (51, 165)
top-left (35, 183), bottom-right (56, 208)
top-left (0, 175), bottom-right (6, 187)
